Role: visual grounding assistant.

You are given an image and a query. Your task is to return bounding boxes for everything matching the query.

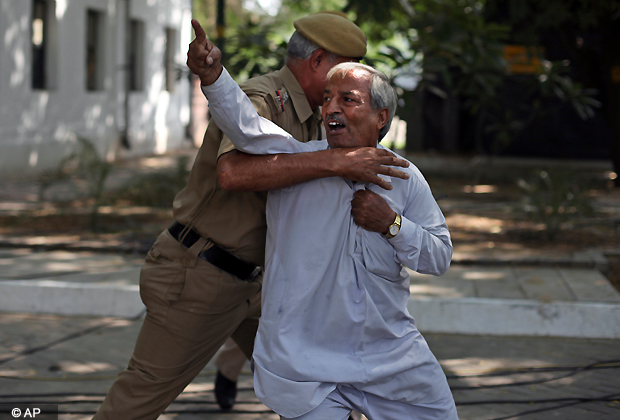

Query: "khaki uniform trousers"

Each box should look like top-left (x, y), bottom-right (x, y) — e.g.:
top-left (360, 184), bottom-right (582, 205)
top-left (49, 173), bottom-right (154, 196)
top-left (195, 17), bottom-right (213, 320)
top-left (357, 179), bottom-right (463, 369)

top-left (93, 229), bottom-right (262, 420)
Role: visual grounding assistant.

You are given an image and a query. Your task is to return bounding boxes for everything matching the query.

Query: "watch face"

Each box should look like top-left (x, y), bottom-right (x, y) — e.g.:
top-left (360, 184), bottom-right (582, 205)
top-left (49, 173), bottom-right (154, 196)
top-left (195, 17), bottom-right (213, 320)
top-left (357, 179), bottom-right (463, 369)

top-left (389, 224), bottom-right (399, 235)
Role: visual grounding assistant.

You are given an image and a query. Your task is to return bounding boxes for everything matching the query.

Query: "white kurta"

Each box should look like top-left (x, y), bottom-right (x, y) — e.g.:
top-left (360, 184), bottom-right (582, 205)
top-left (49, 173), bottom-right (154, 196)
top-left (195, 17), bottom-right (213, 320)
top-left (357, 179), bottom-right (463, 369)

top-left (203, 69), bottom-right (457, 419)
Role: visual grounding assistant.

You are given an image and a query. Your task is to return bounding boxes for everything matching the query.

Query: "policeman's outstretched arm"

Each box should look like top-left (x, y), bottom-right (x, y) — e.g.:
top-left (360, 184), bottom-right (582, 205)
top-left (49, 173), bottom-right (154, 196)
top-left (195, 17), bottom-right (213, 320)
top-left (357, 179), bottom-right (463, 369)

top-left (218, 148), bottom-right (408, 191)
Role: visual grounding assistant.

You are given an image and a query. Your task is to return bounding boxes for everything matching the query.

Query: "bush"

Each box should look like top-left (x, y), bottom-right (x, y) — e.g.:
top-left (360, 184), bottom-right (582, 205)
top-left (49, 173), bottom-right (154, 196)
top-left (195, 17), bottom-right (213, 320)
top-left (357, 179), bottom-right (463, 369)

top-left (517, 169), bottom-right (594, 240)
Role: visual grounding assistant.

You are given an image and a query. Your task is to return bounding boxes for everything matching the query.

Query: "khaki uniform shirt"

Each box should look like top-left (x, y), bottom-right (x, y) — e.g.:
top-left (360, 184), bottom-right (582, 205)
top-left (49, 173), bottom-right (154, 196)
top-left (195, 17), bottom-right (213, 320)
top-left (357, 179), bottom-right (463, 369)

top-left (172, 65), bottom-right (321, 266)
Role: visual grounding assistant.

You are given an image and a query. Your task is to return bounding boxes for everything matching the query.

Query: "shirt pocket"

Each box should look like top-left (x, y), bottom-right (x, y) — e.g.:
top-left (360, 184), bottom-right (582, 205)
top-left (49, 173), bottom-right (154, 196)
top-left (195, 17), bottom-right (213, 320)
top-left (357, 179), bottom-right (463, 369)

top-left (359, 228), bottom-right (404, 281)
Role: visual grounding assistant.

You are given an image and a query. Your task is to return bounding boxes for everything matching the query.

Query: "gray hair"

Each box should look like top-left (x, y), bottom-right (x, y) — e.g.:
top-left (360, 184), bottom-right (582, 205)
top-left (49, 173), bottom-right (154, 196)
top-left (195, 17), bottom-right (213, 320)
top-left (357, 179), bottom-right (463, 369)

top-left (326, 63), bottom-right (397, 141)
top-left (286, 31), bottom-right (338, 64)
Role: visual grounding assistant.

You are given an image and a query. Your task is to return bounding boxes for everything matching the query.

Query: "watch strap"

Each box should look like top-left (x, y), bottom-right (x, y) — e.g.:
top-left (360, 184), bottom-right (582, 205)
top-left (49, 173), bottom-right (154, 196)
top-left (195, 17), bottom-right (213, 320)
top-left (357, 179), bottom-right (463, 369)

top-left (385, 213), bottom-right (401, 239)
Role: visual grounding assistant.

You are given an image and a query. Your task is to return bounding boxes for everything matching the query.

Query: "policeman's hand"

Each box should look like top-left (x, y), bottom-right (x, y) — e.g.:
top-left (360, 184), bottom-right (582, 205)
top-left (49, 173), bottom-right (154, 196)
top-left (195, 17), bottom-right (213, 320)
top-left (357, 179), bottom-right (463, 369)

top-left (351, 188), bottom-right (396, 234)
top-left (187, 19), bottom-right (222, 86)
top-left (332, 147), bottom-right (409, 190)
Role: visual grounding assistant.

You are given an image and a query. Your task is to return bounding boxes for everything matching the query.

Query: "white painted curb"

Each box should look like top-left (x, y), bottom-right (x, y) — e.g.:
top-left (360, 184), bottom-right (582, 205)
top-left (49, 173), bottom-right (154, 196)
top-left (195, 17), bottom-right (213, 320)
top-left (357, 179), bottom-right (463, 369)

top-left (409, 297), bottom-right (620, 339)
top-left (0, 280), bottom-right (144, 318)
top-left (2, 281), bottom-right (620, 339)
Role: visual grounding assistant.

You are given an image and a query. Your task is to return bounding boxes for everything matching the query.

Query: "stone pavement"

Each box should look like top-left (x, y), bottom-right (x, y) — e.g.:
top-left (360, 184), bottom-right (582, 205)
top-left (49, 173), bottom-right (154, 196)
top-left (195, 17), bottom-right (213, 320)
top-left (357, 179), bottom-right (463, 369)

top-left (0, 313), bottom-right (619, 420)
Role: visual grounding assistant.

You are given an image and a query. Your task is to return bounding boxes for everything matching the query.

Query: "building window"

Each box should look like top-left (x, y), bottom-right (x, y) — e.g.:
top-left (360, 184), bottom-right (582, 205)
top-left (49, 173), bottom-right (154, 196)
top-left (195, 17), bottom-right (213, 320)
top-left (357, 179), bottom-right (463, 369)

top-left (31, 0), bottom-right (48, 89)
top-left (129, 19), bottom-right (145, 91)
top-left (164, 27), bottom-right (177, 92)
top-left (31, 0), bottom-right (57, 90)
top-left (86, 9), bottom-right (105, 91)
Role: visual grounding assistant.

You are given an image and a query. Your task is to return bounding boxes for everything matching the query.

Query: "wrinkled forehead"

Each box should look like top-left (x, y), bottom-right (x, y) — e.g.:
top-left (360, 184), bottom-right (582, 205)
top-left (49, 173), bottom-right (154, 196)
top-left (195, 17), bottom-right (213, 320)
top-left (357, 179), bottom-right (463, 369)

top-left (326, 68), bottom-right (372, 92)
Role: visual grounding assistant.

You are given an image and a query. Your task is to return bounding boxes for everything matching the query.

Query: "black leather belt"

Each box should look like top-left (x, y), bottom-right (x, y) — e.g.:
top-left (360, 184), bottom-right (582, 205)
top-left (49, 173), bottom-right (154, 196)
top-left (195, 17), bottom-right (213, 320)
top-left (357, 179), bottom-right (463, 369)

top-left (168, 222), bottom-right (261, 282)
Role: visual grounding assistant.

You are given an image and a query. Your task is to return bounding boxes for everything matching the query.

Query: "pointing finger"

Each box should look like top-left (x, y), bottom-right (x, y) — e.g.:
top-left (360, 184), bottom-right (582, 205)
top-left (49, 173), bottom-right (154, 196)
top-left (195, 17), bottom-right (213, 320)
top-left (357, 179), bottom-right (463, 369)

top-left (191, 19), bottom-right (207, 45)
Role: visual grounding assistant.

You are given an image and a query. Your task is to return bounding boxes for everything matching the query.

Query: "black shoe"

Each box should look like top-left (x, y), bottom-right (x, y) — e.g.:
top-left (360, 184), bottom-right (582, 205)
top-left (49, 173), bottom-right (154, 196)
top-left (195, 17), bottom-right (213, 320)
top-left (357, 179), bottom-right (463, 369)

top-left (214, 370), bottom-right (237, 410)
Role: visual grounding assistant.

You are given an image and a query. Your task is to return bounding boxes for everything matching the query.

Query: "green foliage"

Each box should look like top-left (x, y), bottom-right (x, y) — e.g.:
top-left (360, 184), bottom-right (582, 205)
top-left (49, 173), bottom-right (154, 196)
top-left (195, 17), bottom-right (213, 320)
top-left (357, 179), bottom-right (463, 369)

top-left (285, 0), bottom-right (349, 17)
top-left (483, 60), bottom-right (602, 154)
top-left (190, 0), bottom-right (608, 153)
top-left (38, 166), bottom-right (70, 202)
top-left (517, 170), bottom-right (594, 241)
top-left (36, 143), bottom-right (191, 229)
top-left (113, 156), bottom-right (190, 208)
top-left (193, 0), bottom-right (351, 81)
top-left (345, 0), bottom-right (411, 40)
top-left (344, 0), bottom-right (604, 154)
top-left (485, 0), bottom-right (620, 43)
top-left (348, 0), bottom-right (510, 94)
top-left (38, 136), bottom-right (112, 230)
top-left (348, 0), bottom-right (515, 152)
top-left (62, 137), bottom-right (111, 200)
top-left (536, 61), bottom-right (601, 120)
top-left (224, 18), bottom-right (289, 80)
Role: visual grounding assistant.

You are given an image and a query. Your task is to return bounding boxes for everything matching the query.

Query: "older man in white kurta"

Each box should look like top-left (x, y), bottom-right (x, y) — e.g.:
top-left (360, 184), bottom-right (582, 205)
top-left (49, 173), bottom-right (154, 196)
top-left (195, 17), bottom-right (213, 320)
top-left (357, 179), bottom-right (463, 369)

top-left (201, 65), bottom-right (458, 420)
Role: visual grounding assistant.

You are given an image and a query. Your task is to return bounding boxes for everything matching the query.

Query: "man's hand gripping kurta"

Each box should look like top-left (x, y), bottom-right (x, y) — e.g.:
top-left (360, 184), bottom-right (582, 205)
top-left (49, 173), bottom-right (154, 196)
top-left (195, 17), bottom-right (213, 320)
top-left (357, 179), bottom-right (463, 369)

top-left (187, 20), bottom-right (411, 192)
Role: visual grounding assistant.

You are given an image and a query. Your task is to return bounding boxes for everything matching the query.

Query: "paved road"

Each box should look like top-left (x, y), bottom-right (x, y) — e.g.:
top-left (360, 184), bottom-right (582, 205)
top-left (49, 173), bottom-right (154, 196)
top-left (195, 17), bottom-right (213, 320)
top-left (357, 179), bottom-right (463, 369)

top-left (0, 313), bottom-right (618, 420)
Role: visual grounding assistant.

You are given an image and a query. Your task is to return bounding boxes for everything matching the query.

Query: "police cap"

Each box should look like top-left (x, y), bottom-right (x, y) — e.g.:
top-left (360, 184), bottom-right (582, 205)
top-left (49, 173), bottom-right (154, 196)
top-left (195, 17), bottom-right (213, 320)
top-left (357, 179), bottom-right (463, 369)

top-left (293, 12), bottom-right (367, 59)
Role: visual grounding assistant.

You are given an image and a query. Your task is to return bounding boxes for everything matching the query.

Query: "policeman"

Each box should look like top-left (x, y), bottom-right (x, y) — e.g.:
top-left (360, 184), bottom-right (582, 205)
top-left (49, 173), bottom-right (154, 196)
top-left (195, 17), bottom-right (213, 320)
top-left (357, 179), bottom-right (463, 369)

top-left (93, 12), bottom-right (409, 419)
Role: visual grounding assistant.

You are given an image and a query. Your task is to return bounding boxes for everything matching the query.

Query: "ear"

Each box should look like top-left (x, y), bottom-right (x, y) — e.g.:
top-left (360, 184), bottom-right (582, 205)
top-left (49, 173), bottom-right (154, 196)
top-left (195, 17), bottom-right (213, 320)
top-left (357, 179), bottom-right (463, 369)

top-left (310, 48), bottom-right (328, 72)
top-left (377, 108), bottom-right (390, 131)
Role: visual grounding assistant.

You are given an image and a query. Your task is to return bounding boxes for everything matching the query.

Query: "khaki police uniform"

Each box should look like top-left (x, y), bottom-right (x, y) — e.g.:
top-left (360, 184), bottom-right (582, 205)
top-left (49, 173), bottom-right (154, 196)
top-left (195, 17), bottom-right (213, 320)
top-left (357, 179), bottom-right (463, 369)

top-left (93, 66), bottom-right (320, 420)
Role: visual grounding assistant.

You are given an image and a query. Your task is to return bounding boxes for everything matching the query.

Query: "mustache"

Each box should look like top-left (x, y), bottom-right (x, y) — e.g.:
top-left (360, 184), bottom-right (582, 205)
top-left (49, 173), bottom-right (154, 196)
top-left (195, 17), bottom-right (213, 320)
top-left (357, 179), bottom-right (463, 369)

top-left (325, 114), bottom-right (346, 125)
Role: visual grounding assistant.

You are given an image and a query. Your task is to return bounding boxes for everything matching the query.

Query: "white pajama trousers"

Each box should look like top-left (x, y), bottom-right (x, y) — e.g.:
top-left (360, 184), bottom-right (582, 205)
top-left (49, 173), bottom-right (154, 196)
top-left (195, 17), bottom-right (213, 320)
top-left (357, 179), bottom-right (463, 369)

top-left (281, 384), bottom-right (459, 420)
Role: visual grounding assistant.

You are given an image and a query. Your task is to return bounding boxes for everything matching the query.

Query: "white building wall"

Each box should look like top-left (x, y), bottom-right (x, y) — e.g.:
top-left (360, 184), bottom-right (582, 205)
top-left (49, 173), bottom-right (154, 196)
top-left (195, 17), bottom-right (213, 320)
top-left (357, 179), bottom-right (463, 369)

top-left (0, 0), bottom-right (192, 179)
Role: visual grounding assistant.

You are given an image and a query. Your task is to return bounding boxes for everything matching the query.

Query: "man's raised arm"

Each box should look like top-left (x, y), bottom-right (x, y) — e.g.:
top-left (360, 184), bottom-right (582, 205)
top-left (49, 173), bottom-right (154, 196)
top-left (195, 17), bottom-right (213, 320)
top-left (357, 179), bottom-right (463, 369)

top-left (187, 19), bottom-right (409, 192)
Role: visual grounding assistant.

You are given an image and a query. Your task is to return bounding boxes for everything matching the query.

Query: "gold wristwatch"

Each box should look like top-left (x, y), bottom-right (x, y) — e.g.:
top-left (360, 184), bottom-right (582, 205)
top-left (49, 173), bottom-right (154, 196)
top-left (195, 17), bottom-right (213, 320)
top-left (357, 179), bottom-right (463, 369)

top-left (385, 213), bottom-right (401, 239)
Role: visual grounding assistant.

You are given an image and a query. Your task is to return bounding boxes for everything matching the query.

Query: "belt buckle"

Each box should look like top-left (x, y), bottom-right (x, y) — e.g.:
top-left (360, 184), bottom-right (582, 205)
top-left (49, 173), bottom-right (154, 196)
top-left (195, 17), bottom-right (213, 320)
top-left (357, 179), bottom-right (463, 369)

top-left (245, 266), bottom-right (262, 282)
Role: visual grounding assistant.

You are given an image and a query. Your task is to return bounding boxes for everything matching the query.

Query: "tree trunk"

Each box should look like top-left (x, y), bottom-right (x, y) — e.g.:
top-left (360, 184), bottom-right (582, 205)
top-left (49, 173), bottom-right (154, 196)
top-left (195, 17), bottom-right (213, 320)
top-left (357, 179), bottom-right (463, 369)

top-left (604, 17), bottom-right (620, 186)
